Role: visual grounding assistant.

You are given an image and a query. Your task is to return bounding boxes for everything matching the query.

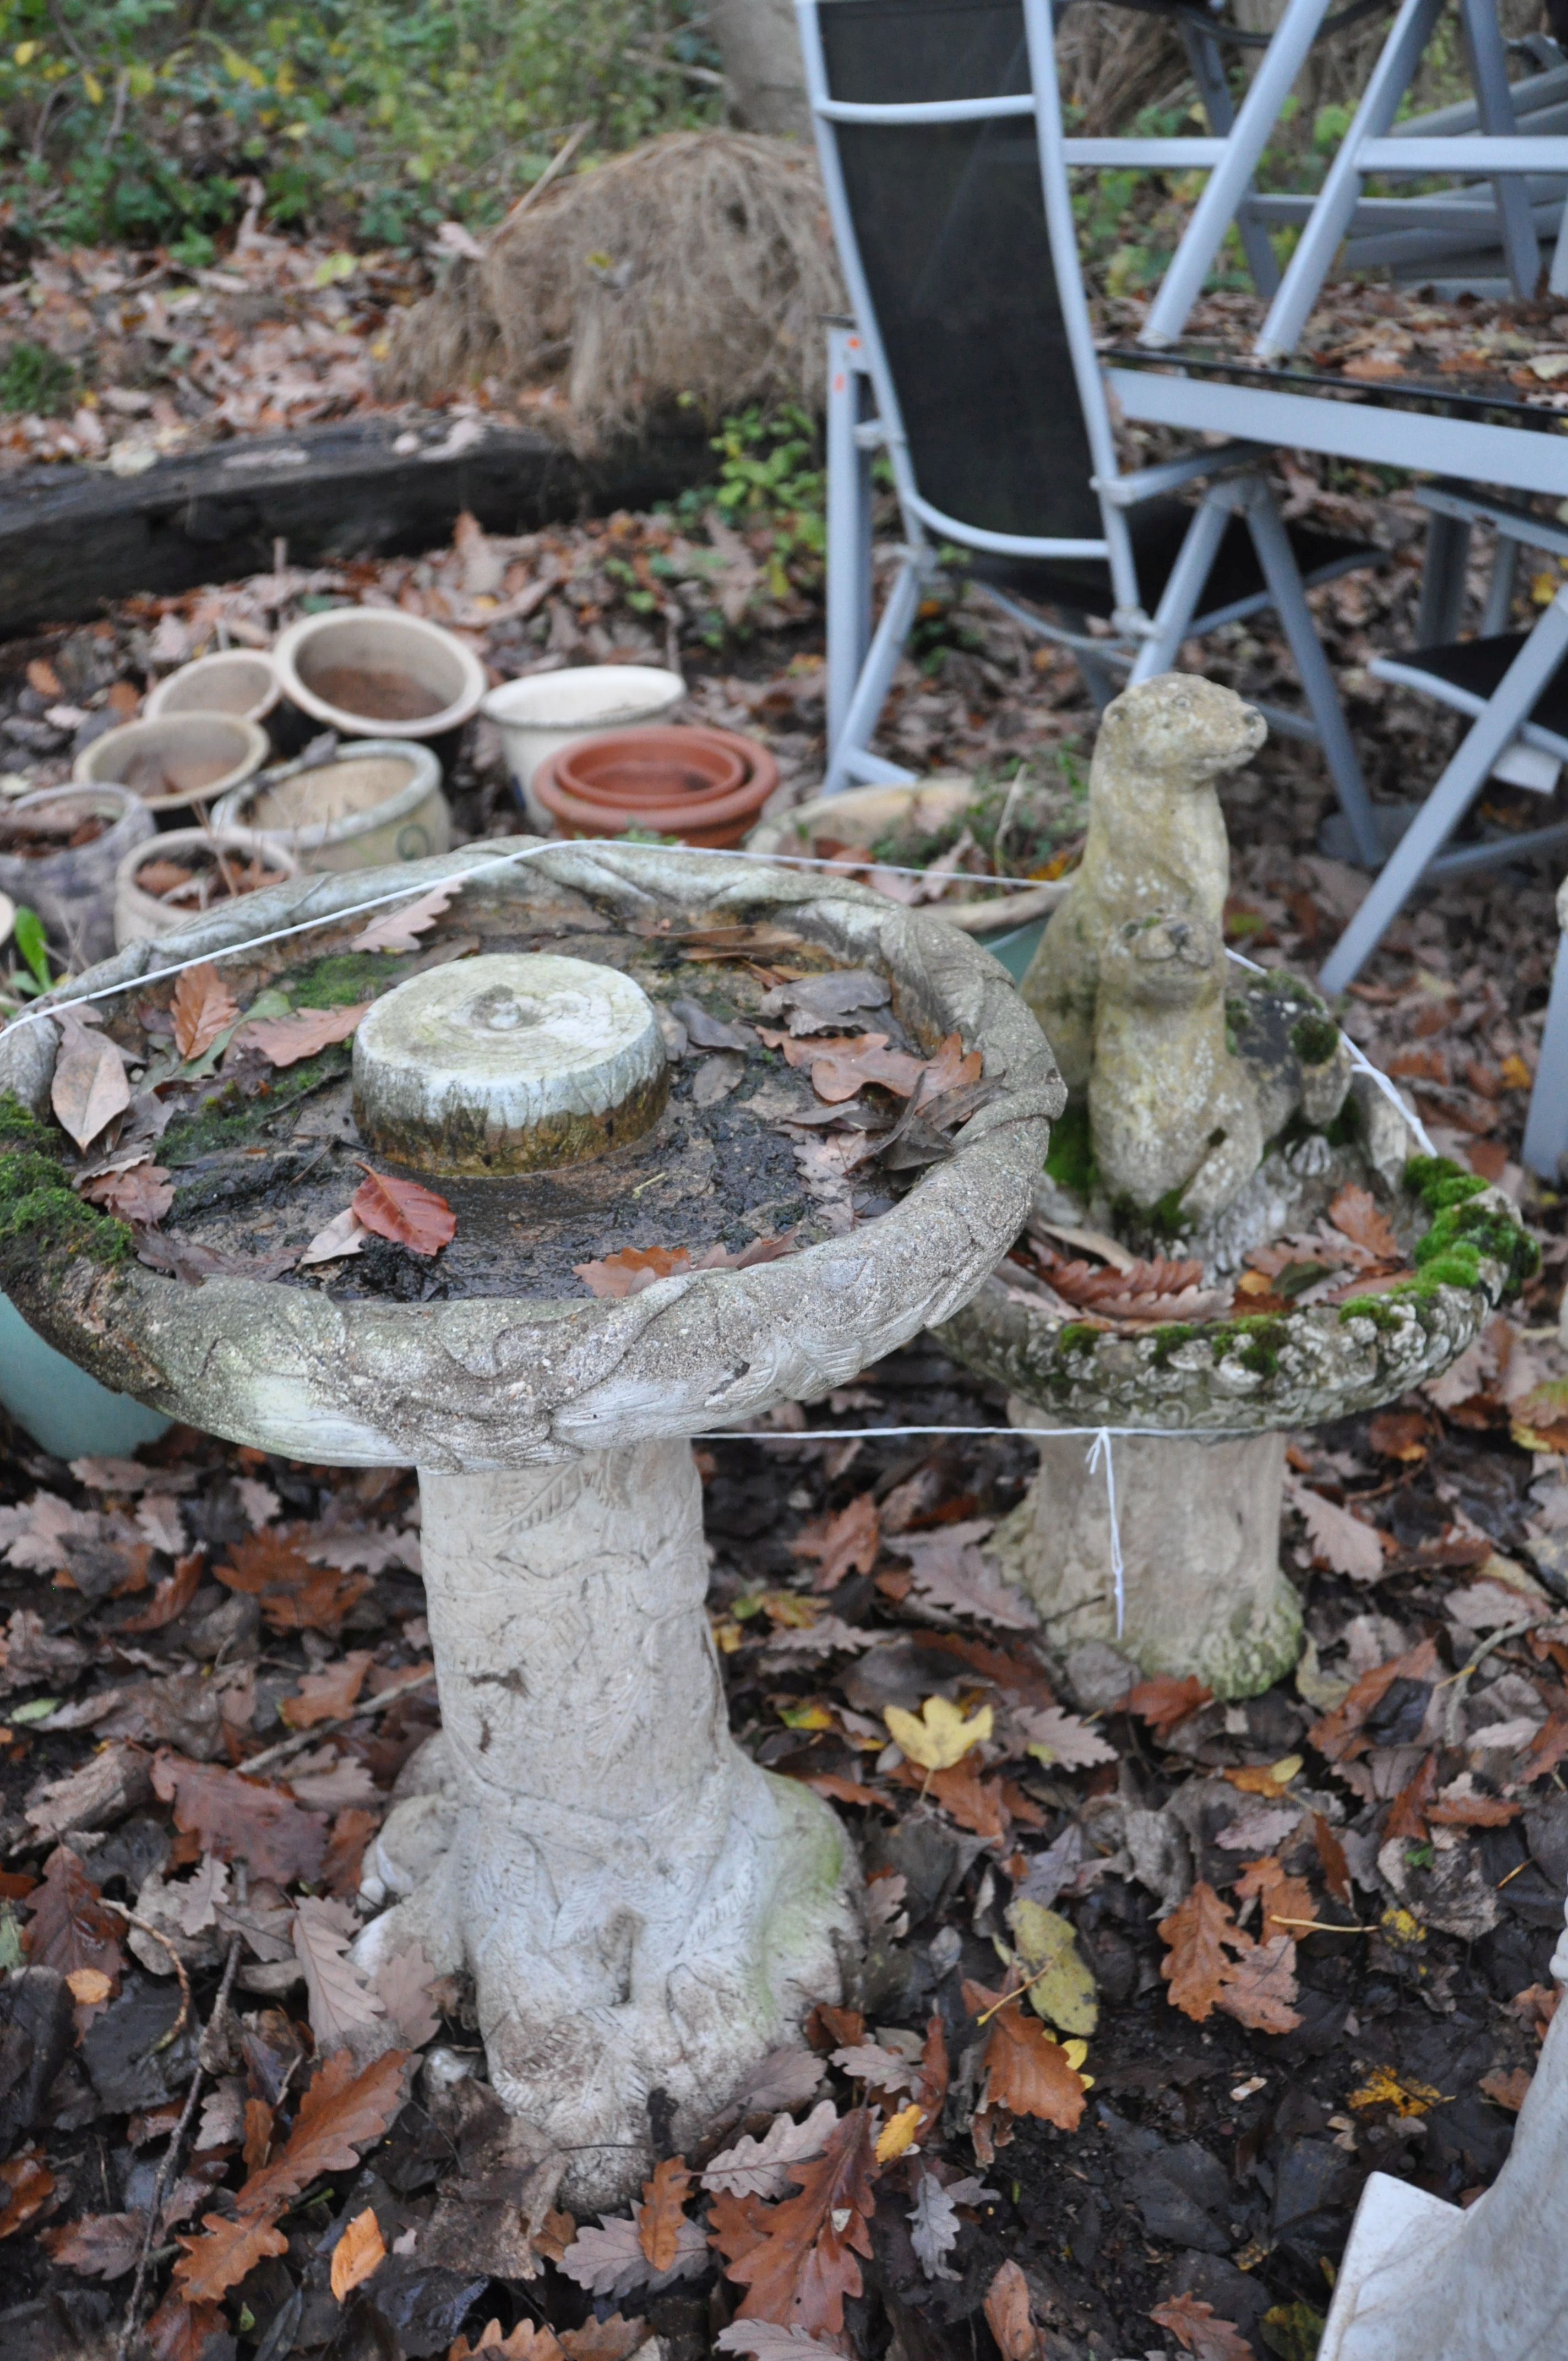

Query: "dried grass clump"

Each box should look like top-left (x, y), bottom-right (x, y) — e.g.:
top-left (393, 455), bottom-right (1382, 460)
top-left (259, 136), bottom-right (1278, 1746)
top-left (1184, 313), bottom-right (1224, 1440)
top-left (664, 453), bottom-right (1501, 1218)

top-left (381, 131), bottom-right (843, 448)
top-left (1054, 2), bottom-right (1187, 135)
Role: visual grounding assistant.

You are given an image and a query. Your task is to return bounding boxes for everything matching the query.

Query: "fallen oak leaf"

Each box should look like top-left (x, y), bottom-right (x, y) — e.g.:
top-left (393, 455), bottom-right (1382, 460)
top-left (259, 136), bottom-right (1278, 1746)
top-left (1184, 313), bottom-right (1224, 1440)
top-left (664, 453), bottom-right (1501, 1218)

top-left (790, 1494), bottom-right (879, 1591)
top-left (451, 2323), bottom-right (568, 2360)
top-left (23, 1846), bottom-right (124, 1997)
top-left (292, 1895), bottom-right (386, 2052)
top-left (150, 1751), bottom-right (328, 1885)
top-left (171, 962), bottom-right (239, 1063)
top-left (300, 1206), bottom-right (368, 1267)
top-left (1285, 1477), bottom-right (1385, 1583)
top-left (233, 1002), bottom-right (371, 1068)
top-left (1123, 1674), bottom-right (1213, 1741)
top-left (573, 1234), bottom-right (798, 1300)
top-left (40, 2210), bottom-right (147, 2279)
top-left (702, 2102), bottom-right (840, 2200)
top-left (722, 2108), bottom-right (879, 2335)
top-left (352, 1165), bottom-right (455, 1256)
top-left (80, 1159), bottom-right (173, 1223)
top-left (330, 2205), bottom-right (386, 2300)
top-left (1214, 1932), bottom-right (1302, 2035)
top-left (173, 2047), bottom-right (411, 2302)
top-left (215, 1526), bottom-right (371, 1635)
top-left (962, 1982), bottom-right (1087, 2130)
top-left (875, 2105), bottom-right (923, 2164)
top-left (1015, 1705), bottom-right (1115, 1770)
top-left (1327, 1183), bottom-right (1401, 1264)
top-left (350, 884), bottom-right (458, 953)
top-left (145, 2293), bottom-right (231, 2359)
top-left (1157, 1882), bottom-right (1245, 2023)
top-left (636, 2156), bottom-right (694, 2272)
top-left (559, 2209), bottom-right (706, 2299)
top-left (1150, 2292), bottom-right (1253, 2361)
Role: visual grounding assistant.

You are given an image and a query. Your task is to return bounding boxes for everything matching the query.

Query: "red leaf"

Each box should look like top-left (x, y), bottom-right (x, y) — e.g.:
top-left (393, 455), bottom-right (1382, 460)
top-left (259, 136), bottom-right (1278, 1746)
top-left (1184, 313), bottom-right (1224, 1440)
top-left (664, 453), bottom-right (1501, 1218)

top-left (1327, 1184), bottom-right (1400, 1264)
top-left (351, 1165), bottom-right (455, 1256)
top-left (962, 1983), bottom-right (1087, 2129)
top-left (1150, 2292), bottom-right (1253, 2360)
top-left (215, 1527), bottom-right (370, 1634)
top-left (170, 963), bottom-right (239, 1063)
top-left (23, 1847), bottom-right (125, 1997)
top-left (984, 2260), bottom-right (1041, 2361)
top-left (81, 1160), bottom-right (174, 1224)
top-left (635, 2157), bottom-right (694, 2272)
top-left (790, 1494), bottom-right (879, 1590)
top-left (1123, 1674), bottom-right (1212, 1740)
top-left (234, 1003), bottom-right (371, 1068)
top-left (1157, 1883), bottom-right (1243, 2022)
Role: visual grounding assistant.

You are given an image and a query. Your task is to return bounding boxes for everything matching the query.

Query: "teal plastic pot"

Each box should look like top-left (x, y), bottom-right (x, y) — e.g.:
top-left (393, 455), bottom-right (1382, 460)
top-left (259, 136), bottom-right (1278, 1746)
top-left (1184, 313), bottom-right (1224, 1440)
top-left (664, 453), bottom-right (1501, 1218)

top-left (0, 1290), bottom-right (168, 1460)
top-left (982, 913), bottom-right (1047, 985)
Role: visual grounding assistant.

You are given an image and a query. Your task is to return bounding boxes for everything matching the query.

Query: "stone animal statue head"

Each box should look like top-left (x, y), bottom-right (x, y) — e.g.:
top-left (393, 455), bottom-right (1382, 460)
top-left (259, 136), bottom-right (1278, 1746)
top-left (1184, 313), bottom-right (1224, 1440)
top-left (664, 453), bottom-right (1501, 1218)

top-left (1092, 672), bottom-right (1266, 794)
top-left (1099, 912), bottom-right (1226, 1011)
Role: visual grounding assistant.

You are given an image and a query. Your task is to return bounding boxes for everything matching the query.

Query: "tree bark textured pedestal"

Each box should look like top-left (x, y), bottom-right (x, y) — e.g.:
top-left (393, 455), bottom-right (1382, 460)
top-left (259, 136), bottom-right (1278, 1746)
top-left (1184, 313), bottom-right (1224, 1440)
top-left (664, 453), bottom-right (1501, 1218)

top-left (354, 1439), bottom-right (860, 2205)
top-left (993, 1404), bottom-right (1302, 1700)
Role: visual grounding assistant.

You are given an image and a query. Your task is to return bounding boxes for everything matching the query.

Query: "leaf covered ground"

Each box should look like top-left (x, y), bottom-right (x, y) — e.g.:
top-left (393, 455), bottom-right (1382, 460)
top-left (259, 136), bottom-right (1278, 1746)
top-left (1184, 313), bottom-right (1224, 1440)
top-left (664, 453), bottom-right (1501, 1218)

top-left (3, 230), bottom-right (1568, 2361)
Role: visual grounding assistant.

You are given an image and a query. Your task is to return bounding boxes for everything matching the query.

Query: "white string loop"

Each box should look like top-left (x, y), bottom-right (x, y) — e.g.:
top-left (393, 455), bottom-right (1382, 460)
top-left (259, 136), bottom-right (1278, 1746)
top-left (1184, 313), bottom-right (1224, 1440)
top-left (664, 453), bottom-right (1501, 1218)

top-left (1085, 1427), bottom-right (1125, 1638)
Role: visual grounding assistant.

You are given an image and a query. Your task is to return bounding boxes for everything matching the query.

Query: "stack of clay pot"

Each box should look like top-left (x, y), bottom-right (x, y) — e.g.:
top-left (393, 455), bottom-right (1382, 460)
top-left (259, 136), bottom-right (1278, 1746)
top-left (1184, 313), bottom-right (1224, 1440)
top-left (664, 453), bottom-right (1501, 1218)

top-left (532, 725), bottom-right (777, 848)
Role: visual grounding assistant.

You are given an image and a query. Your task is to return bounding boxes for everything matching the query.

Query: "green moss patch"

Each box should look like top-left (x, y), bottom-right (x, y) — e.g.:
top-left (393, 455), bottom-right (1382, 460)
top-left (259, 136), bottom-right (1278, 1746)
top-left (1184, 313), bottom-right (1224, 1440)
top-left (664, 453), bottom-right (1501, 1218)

top-left (157, 1052), bottom-right (352, 1168)
top-left (0, 1149), bottom-right (128, 1270)
top-left (1289, 1012), bottom-right (1340, 1067)
top-left (0, 1091), bottom-right (55, 1151)
top-left (290, 952), bottom-right (398, 1010)
top-left (1044, 1098), bottom-right (1095, 1201)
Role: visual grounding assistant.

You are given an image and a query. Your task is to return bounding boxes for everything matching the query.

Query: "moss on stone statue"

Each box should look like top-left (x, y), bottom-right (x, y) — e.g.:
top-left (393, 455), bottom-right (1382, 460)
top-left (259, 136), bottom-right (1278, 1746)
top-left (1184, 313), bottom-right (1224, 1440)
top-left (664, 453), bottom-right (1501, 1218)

top-left (1289, 1011), bottom-right (1341, 1068)
top-left (1406, 1155), bottom-right (1489, 1212)
top-left (1149, 1321), bottom-right (1201, 1368)
top-left (1044, 1098), bottom-right (1095, 1200)
top-left (1229, 1314), bottom-right (1290, 1377)
top-left (1413, 1195), bottom-right (1538, 1294)
top-left (291, 951), bottom-right (396, 1009)
top-left (1059, 1321), bottom-right (1102, 1356)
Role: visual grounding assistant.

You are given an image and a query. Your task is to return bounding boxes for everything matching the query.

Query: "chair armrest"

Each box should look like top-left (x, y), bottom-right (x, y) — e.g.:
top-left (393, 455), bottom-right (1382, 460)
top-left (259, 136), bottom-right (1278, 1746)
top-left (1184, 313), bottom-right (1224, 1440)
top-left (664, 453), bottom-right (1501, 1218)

top-left (1096, 442), bottom-right (1265, 507)
top-left (1411, 482), bottom-right (1568, 560)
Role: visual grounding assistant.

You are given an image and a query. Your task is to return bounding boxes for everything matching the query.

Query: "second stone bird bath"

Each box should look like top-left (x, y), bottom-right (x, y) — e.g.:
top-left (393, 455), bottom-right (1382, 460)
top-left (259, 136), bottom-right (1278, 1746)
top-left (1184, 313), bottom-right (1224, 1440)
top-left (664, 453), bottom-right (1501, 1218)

top-left (939, 675), bottom-right (1536, 1698)
top-left (0, 839), bottom-right (1060, 2204)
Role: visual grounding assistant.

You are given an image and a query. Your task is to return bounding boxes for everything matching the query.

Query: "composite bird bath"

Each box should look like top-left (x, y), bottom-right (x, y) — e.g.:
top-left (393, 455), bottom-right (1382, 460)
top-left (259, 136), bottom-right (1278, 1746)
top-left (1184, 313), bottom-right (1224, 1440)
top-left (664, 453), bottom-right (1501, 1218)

top-left (0, 839), bottom-right (1060, 2203)
top-left (938, 676), bottom-right (1536, 1699)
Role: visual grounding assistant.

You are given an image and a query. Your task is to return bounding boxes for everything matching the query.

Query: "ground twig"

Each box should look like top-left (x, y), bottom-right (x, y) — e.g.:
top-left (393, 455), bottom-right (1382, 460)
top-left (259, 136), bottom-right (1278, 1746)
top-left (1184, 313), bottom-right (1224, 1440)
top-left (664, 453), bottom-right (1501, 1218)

top-left (241, 1664), bottom-right (435, 1777)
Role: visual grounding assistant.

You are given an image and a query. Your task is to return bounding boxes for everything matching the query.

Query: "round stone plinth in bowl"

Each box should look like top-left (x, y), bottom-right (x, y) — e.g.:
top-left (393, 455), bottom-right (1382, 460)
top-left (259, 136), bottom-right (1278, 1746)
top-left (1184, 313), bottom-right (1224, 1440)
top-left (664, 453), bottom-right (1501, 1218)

top-left (353, 950), bottom-right (668, 1175)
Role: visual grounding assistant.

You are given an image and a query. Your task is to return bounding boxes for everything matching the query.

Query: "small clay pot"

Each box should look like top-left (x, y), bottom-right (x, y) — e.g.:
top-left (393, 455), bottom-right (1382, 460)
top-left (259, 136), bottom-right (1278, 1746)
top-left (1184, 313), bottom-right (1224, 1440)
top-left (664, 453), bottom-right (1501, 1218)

top-left (481, 665), bottom-right (687, 829)
top-left (144, 650), bottom-right (280, 727)
top-left (533, 726), bottom-right (778, 849)
top-left (114, 825), bottom-right (302, 948)
top-left (0, 783), bottom-right (154, 964)
top-left (213, 739), bottom-right (450, 872)
top-left (273, 608), bottom-right (486, 743)
top-left (551, 728), bottom-right (748, 809)
top-left (74, 712), bottom-right (270, 818)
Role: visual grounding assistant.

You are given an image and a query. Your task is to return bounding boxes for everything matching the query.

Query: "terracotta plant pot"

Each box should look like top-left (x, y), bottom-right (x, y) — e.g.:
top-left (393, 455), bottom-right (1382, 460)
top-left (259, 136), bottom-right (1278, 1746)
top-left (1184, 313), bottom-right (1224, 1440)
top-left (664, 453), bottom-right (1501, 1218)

top-left (144, 650), bottom-right (280, 727)
top-left (74, 713), bottom-right (270, 818)
top-left (213, 739), bottom-right (450, 872)
top-left (533, 726), bottom-right (778, 848)
top-left (0, 783), bottom-right (154, 965)
top-left (273, 608), bottom-right (486, 742)
top-left (114, 826), bottom-right (302, 948)
top-left (481, 665), bottom-right (687, 829)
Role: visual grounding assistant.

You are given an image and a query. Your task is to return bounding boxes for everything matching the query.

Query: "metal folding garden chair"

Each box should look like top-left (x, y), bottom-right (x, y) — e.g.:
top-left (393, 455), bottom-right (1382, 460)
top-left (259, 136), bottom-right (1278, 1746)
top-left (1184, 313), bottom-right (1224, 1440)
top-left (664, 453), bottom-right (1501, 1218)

top-left (1523, 875), bottom-right (1568, 1179)
top-left (1143, 1), bottom-right (1568, 350)
top-left (1317, 484), bottom-right (1568, 992)
top-left (802, 0), bottom-right (1385, 865)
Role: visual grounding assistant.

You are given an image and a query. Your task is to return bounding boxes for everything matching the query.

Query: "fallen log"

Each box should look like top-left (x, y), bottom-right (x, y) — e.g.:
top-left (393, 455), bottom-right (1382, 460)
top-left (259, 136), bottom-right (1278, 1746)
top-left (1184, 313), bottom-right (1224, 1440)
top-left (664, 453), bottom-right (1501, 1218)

top-left (3, 411), bottom-right (715, 638)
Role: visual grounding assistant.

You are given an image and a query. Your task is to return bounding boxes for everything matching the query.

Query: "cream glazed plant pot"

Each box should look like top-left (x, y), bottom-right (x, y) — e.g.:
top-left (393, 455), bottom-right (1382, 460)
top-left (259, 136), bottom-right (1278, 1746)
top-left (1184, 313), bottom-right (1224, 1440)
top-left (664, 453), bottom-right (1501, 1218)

top-left (0, 837), bottom-right (1061, 2206)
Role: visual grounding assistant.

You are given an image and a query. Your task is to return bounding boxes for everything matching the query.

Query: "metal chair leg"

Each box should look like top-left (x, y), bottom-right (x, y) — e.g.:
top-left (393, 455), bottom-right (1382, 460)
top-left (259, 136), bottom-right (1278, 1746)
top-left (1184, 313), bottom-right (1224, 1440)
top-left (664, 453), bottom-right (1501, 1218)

top-left (1243, 482), bottom-right (1382, 869)
top-left (821, 550), bottom-right (929, 797)
top-left (825, 323), bottom-right (875, 755)
top-left (1523, 922), bottom-right (1568, 1179)
top-left (1126, 496), bottom-right (1234, 681)
top-left (1417, 511), bottom-right (1473, 647)
top-left (1320, 590), bottom-right (1568, 992)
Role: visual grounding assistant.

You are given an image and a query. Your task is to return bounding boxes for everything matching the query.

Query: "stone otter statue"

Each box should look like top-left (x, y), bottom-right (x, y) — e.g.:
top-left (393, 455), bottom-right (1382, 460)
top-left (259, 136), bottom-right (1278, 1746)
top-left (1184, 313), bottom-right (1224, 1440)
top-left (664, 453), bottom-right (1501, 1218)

top-left (1023, 673), bottom-right (1354, 1234)
top-left (1022, 672), bottom-right (1266, 1090)
top-left (1091, 913), bottom-right (1265, 1225)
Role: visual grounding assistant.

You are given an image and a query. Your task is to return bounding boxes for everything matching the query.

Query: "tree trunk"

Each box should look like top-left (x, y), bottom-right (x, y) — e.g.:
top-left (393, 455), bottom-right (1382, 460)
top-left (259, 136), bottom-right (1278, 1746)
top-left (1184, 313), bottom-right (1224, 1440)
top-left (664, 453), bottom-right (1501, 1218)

top-left (711, 0), bottom-right (813, 138)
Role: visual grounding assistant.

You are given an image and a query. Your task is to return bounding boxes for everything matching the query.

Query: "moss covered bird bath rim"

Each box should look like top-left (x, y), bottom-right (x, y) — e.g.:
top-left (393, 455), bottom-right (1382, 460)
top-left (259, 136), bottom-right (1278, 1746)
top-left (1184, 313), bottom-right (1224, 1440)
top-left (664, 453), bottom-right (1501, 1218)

top-left (0, 836), bottom-right (1062, 1466)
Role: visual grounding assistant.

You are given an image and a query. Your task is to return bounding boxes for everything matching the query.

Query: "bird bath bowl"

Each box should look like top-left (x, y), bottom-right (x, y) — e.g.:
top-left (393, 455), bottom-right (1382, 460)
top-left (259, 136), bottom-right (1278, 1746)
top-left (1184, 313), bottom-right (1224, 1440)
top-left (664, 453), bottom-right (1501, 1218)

top-left (937, 675), bottom-right (1536, 1700)
top-left (0, 837), bottom-right (1060, 2204)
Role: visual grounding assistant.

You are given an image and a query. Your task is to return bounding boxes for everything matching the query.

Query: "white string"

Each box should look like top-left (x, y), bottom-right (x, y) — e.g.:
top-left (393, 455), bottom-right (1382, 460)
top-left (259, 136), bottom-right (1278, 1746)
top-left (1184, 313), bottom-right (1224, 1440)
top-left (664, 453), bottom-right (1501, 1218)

top-left (1086, 1428), bottom-right (1125, 1638)
top-left (0, 835), bottom-right (1051, 1038)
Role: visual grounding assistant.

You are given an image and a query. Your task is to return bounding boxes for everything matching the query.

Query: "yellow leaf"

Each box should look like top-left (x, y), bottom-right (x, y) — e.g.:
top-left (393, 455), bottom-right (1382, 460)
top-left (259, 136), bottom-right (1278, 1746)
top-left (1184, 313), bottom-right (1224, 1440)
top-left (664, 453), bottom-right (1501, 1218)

top-left (1061, 2038), bottom-right (1091, 2077)
top-left (1348, 2064), bottom-right (1443, 2119)
top-left (884, 1694), bottom-right (993, 1773)
top-left (82, 69), bottom-right (102, 103)
top-left (875, 2104), bottom-right (923, 2163)
top-left (778, 1702), bottom-right (832, 1730)
top-left (13, 42), bottom-right (36, 65)
top-left (1533, 570), bottom-right (1560, 606)
top-left (1270, 1753), bottom-right (1304, 1786)
top-left (1500, 1053), bottom-right (1533, 1091)
top-left (65, 1968), bottom-right (111, 2004)
top-left (329, 2206), bottom-right (385, 2300)
top-left (1004, 1899), bottom-right (1098, 2037)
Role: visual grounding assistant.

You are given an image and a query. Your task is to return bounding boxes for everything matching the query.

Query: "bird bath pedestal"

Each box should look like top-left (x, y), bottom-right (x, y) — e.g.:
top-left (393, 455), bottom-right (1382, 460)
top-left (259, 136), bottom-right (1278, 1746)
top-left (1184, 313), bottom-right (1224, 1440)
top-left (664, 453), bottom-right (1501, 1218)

top-left (0, 840), bottom-right (1059, 2204)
